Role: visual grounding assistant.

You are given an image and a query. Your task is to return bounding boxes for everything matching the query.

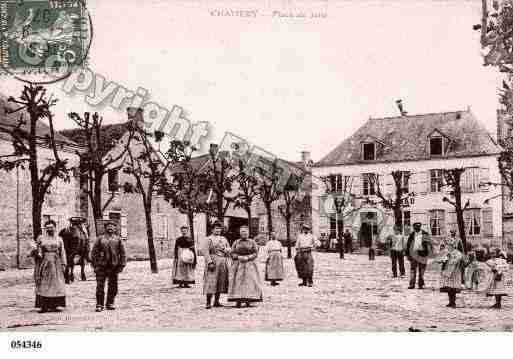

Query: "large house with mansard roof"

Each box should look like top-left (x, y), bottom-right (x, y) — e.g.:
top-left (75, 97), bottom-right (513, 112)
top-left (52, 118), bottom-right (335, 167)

top-left (311, 109), bottom-right (505, 251)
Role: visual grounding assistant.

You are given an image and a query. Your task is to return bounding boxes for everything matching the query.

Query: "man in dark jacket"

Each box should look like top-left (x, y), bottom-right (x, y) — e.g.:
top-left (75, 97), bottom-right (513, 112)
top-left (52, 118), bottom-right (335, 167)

top-left (91, 220), bottom-right (126, 312)
top-left (405, 222), bottom-right (431, 289)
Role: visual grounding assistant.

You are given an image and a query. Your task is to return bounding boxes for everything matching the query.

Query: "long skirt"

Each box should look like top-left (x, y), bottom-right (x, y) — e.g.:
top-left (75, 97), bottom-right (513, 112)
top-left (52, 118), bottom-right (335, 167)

top-left (486, 274), bottom-right (508, 297)
top-left (265, 252), bottom-right (284, 281)
top-left (172, 248), bottom-right (195, 284)
top-left (294, 250), bottom-right (314, 280)
top-left (203, 255), bottom-right (229, 295)
top-left (35, 252), bottom-right (66, 308)
top-left (228, 260), bottom-right (263, 302)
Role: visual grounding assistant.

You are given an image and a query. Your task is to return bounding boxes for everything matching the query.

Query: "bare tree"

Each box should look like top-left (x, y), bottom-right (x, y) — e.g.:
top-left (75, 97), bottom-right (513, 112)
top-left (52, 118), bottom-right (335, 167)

top-left (122, 108), bottom-right (172, 274)
top-left (278, 173), bottom-right (309, 258)
top-left (204, 144), bottom-right (237, 222)
top-left (442, 168), bottom-right (470, 253)
top-left (0, 85), bottom-right (70, 239)
top-left (255, 159), bottom-right (284, 235)
top-left (369, 171), bottom-right (414, 230)
top-left (160, 141), bottom-right (209, 243)
top-left (68, 112), bottom-right (135, 235)
top-left (233, 158), bottom-right (259, 237)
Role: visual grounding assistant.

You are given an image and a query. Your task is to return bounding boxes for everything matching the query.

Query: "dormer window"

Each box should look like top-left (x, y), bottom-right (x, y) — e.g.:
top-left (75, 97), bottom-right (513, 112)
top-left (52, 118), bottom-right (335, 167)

top-left (362, 143), bottom-right (376, 161)
top-left (428, 129), bottom-right (451, 157)
top-left (430, 137), bottom-right (443, 156)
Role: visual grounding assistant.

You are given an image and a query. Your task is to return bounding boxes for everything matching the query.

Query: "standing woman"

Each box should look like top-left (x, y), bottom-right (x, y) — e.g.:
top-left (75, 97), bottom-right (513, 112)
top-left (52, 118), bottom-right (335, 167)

top-left (438, 237), bottom-right (465, 308)
top-left (485, 248), bottom-right (509, 309)
top-left (264, 232), bottom-right (284, 286)
top-left (228, 226), bottom-right (263, 307)
top-left (28, 220), bottom-right (67, 313)
top-left (172, 225), bottom-right (197, 288)
top-left (203, 221), bottom-right (230, 309)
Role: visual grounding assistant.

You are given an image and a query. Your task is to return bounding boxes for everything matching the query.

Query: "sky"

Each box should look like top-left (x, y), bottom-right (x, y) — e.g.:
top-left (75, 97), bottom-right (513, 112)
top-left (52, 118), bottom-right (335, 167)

top-left (0, 0), bottom-right (502, 163)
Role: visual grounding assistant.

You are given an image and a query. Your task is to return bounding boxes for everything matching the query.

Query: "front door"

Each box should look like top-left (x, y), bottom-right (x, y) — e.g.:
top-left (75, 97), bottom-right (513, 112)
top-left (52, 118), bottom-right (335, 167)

top-left (359, 212), bottom-right (377, 247)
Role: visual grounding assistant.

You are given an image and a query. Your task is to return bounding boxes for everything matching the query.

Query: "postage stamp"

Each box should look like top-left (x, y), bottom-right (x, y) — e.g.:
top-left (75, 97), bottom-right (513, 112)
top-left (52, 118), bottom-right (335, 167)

top-left (0, 0), bottom-right (91, 83)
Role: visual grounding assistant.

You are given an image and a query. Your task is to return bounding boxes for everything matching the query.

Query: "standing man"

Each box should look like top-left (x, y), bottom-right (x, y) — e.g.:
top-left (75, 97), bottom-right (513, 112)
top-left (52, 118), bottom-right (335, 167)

top-left (91, 220), bottom-right (126, 312)
top-left (406, 222), bottom-right (431, 289)
top-left (343, 229), bottom-right (353, 254)
top-left (387, 226), bottom-right (406, 278)
top-left (294, 224), bottom-right (320, 287)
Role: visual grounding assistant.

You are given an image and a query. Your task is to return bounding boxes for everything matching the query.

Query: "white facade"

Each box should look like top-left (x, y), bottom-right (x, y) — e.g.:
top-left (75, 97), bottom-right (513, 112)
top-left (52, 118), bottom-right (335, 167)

top-left (312, 154), bottom-right (503, 249)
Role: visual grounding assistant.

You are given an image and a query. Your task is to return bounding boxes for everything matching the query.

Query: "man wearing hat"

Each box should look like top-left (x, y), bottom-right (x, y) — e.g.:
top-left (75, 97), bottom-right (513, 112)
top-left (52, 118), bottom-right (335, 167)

top-left (294, 224), bottom-right (320, 287)
top-left (59, 216), bottom-right (90, 283)
top-left (90, 220), bottom-right (126, 312)
top-left (405, 222), bottom-right (432, 289)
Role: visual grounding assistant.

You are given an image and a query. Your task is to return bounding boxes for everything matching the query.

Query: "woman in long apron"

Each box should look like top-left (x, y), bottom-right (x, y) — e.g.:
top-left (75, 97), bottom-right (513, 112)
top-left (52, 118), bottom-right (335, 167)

top-left (264, 232), bottom-right (284, 286)
top-left (228, 226), bottom-right (263, 307)
top-left (203, 222), bottom-right (230, 309)
top-left (29, 220), bottom-right (67, 313)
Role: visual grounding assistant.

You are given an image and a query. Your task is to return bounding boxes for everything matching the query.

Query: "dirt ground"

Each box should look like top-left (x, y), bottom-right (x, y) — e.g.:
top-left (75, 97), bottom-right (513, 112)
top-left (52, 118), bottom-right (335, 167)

top-left (1, 252), bottom-right (512, 331)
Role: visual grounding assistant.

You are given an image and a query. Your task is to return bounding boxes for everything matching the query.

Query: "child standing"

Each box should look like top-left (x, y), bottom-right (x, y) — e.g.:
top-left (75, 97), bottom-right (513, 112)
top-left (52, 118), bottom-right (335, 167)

top-left (486, 249), bottom-right (509, 309)
top-left (438, 238), bottom-right (465, 308)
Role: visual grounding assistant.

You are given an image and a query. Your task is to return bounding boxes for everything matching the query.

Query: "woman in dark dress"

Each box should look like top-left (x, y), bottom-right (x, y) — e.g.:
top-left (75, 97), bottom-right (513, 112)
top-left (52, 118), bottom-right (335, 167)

top-left (172, 225), bottom-right (197, 288)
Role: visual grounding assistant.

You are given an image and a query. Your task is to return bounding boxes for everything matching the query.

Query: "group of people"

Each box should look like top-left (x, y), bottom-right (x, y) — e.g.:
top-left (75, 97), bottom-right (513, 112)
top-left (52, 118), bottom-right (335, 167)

top-left (385, 222), bottom-right (510, 309)
top-left (29, 219), bottom-right (126, 313)
top-left (175, 221), bottom-right (319, 309)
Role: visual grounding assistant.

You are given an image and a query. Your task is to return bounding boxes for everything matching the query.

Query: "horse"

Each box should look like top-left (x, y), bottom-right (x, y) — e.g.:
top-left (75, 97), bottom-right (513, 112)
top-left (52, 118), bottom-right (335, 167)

top-left (59, 224), bottom-right (90, 284)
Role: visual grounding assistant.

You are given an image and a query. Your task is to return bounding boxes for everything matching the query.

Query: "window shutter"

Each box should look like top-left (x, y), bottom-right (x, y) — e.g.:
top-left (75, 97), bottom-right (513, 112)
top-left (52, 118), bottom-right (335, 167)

top-left (120, 214), bottom-right (128, 239)
top-left (480, 168), bottom-right (490, 192)
top-left (482, 207), bottom-right (493, 237)
top-left (353, 175), bottom-right (361, 196)
top-left (447, 211), bottom-right (457, 233)
top-left (417, 171), bottom-right (428, 195)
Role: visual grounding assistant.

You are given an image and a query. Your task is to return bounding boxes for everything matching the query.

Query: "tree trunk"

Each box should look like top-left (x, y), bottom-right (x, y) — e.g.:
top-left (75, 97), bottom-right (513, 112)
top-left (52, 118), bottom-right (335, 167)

top-left (455, 202), bottom-right (467, 254)
top-left (32, 198), bottom-right (43, 240)
top-left (144, 204), bottom-right (158, 274)
top-left (92, 175), bottom-right (103, 236)
top-left (265, 203), bottom-right (273, 234)
top-left (245, 207), bottom-right (253, 237)
top-left (187, 212), bottom-right (195, 242)
top-left (393, 206), bottom-right (402, 230)
top-left (285, 215), bottom-right (292, 258)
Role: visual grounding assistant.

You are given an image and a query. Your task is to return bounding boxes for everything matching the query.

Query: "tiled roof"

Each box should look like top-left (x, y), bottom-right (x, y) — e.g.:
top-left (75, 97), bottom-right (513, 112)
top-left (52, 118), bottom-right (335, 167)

top-left (0, 94), bottom-right (77, 146)
top-left (59, 122), bottom-right (130, 158)
top-left (316, 110), bottom-right (502, 167)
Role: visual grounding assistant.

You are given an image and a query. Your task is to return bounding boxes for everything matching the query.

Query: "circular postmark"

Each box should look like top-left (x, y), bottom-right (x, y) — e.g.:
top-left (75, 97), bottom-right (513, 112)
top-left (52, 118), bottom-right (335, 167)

top-left (0, 0), bottom-right (92, 84)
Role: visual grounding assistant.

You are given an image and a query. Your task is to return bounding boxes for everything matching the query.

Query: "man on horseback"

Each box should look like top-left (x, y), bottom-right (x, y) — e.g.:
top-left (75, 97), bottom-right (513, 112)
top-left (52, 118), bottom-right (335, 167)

top-left (59, 216), bottom-right (90, 283)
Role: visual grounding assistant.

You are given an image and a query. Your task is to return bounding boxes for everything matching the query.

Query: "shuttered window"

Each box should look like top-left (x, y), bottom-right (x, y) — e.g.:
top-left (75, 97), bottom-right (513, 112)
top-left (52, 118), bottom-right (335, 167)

top-left (429, 210), bottom-right (445, 236)
top-left (362, 173), bottom-right (376, 196)
top-left (464, 209), bottom-right (481, 236)
top-left (430, 169), bottom-right (443, 192)
top-left (480, 168), bottom-right (490, 192)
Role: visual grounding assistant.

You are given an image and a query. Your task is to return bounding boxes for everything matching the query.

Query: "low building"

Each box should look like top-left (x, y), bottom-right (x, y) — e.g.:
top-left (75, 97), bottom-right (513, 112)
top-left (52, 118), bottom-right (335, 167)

top-left (0, 95), bottom-right (82, 268)
top-left (312, 109), bottom-right (504, 251)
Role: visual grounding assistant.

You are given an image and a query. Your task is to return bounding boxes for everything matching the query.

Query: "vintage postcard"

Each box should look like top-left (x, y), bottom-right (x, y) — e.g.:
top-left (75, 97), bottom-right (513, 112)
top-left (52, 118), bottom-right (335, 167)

top-left (1, 0), bottom-right (513, 348)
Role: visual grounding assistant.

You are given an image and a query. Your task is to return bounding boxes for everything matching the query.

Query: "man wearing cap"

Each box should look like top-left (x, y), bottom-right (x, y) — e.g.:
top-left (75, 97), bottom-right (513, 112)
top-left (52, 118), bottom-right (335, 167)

top-left (294, 224), bottom-right (320, 287)
top-left (59, 216), bottom-right (90, 283)
top-left (405, 222), bottom-right (431, 289)
top-left (91, 220), bottom-right (126, 312)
